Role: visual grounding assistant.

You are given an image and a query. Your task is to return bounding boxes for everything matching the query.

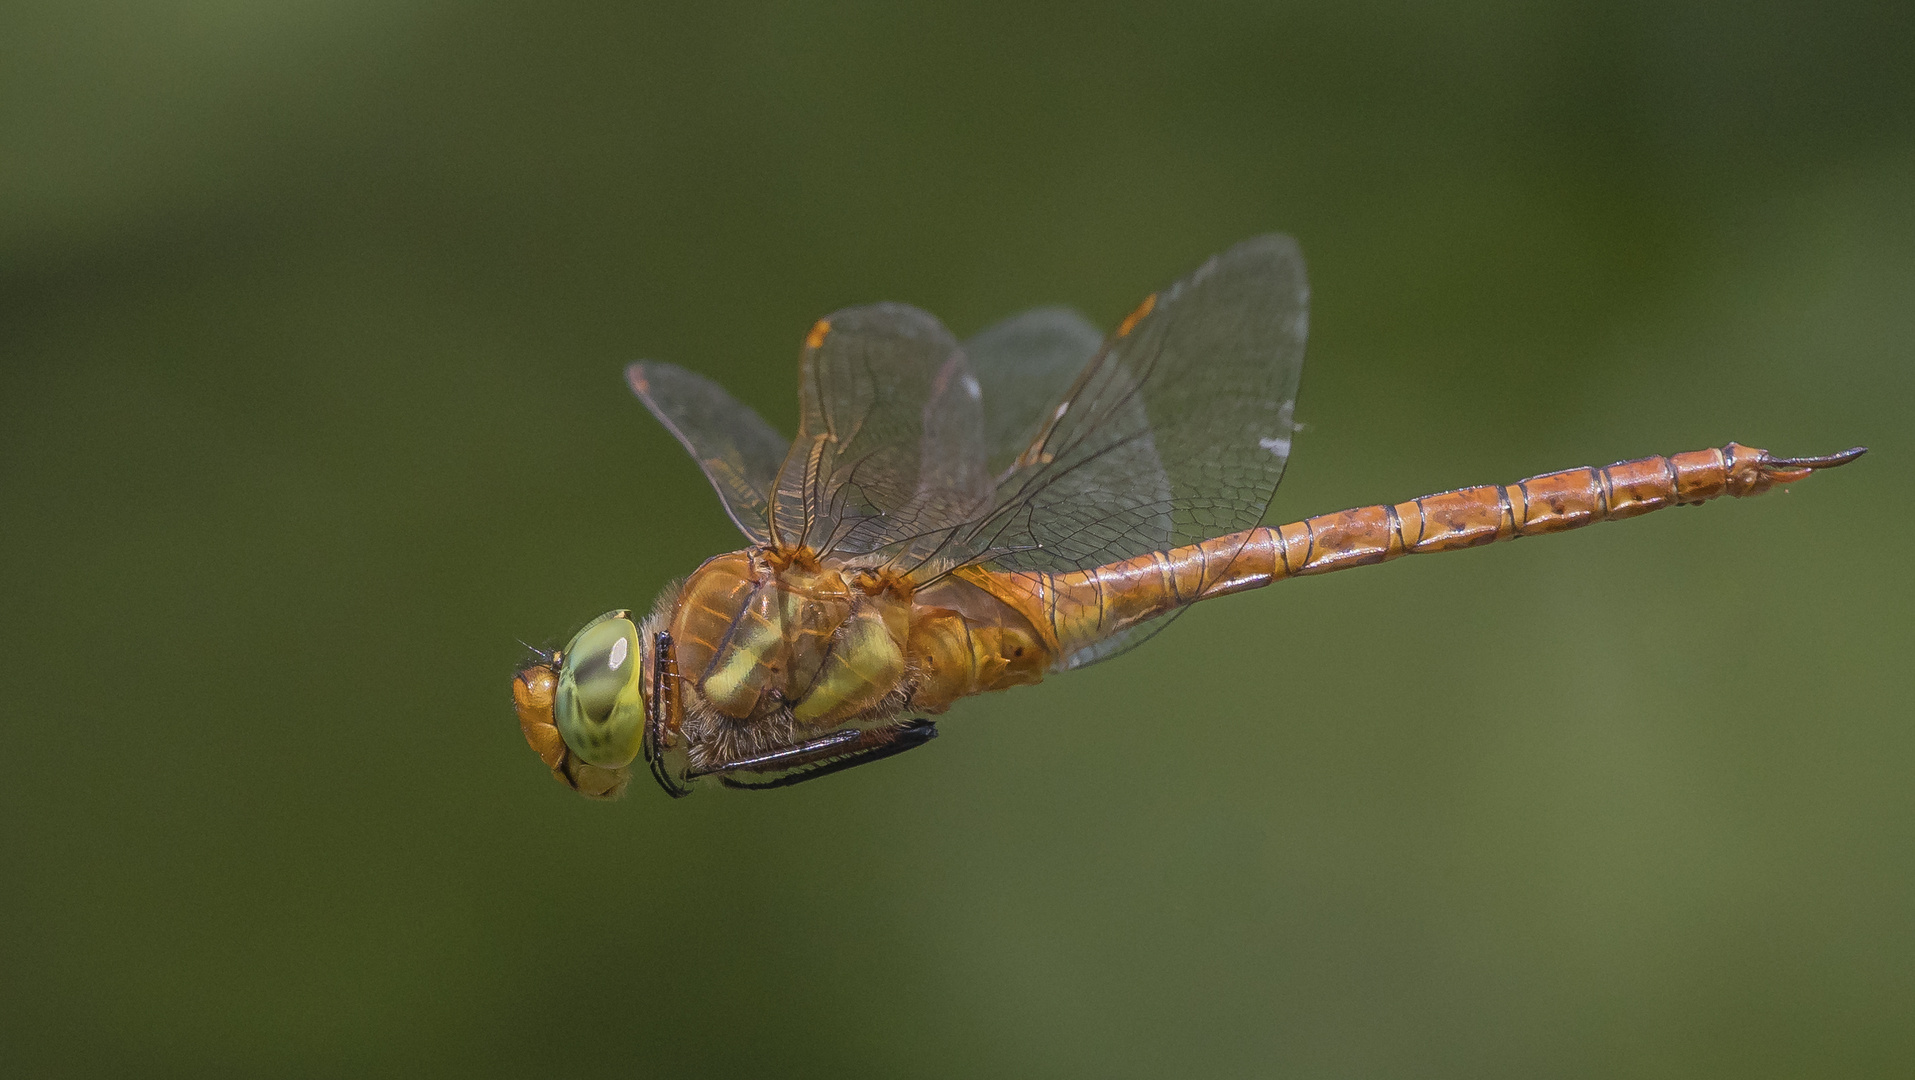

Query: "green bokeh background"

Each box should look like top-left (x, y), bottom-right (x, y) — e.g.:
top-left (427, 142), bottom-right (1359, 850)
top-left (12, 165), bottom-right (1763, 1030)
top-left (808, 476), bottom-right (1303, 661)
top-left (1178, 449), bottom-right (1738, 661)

top-left (4, 2), bottom-right (1912, 1076)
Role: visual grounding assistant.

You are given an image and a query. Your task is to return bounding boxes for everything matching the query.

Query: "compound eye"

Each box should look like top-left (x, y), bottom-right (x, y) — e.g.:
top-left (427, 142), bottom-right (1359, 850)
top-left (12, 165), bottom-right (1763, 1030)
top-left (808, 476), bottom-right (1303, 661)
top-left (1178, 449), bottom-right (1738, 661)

top-left (554, 612), bottom-right (645, 768)
top-left (571, 618), bottom-right (635, 721)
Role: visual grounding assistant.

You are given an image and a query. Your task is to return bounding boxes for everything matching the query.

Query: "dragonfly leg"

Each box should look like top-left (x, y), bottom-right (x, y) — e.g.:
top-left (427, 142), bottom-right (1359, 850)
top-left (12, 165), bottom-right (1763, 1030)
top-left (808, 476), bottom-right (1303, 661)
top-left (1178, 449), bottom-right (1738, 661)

top-left (698, 720), bottom-right (940, 790)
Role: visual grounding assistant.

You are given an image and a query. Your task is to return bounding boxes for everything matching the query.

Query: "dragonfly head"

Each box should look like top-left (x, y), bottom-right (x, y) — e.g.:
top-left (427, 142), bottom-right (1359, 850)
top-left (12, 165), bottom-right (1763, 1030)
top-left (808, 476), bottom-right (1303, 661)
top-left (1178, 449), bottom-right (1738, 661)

top-left (512, 610), bottom-right (647, 799)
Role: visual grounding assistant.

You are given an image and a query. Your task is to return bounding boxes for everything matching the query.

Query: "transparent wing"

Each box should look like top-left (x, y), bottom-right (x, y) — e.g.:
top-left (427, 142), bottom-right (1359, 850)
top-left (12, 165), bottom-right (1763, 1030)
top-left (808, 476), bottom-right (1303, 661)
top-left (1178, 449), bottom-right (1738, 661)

top-left (958, 234), bottom-right (1307, 574)
top-left (633, 233), bottom-right (1305, 587)
top-left (1053, 609), bottom-right (1181, 671)
top-left (961, 307), bottom-right (1106, 476)
top-left (627, 362), bottom-right (790, 545)
top-left (1050, 527), bottom-right (1268, 672)
top-left (768, 303), bottom-right (991, 559)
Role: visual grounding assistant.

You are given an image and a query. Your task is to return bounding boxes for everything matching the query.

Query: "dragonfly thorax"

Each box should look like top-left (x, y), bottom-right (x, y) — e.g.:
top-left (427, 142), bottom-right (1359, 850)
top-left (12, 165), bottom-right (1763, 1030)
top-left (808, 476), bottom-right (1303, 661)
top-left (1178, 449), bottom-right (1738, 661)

top-left (650, 546), bottom-right (1049, 776)
top-left (668, 550), bottom-right (910, 749)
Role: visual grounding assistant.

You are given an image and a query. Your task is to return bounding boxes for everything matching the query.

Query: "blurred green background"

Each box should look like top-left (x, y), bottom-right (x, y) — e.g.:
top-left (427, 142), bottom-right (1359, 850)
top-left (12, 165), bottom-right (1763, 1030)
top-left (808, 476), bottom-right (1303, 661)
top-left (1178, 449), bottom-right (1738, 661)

top-left (3, 1), bottom-right (1912, 1076)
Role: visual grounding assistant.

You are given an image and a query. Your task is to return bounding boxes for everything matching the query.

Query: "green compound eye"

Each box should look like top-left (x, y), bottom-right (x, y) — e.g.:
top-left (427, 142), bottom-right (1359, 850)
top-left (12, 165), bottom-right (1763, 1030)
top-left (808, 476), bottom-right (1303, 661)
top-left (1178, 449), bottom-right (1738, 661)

top-left (553, 612), bottom-right (646, 768)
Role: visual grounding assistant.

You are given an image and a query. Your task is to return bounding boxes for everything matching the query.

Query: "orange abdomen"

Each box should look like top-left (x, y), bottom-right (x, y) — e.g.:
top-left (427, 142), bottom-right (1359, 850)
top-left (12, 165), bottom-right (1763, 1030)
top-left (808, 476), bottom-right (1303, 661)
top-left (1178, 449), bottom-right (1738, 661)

top-left (972, 442), bottom-right (1863, 665)
top-left (905, 576), bottom-right (1051, 712)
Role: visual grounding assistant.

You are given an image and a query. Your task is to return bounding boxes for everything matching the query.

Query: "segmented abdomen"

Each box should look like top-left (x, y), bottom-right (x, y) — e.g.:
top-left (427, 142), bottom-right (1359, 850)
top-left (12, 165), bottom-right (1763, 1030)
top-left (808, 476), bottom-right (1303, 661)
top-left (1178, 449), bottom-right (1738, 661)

top-left (980, 442), bottom-right (1861, 663)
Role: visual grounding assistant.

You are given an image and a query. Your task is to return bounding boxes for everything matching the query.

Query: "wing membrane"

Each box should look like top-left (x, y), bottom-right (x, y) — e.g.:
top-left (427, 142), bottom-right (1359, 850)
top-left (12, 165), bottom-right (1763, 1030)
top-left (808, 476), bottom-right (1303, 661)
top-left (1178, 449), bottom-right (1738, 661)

top-left (962, 306), bottom-right (1106, 476)
top-left (627, 362), bottom-right (788, 544)
top-left (960, 234), bottom-right (1307, 573)
top-left (769, 304), bottom-right (990, 559)
top-left (630, 234), bottom-right (1307, 584)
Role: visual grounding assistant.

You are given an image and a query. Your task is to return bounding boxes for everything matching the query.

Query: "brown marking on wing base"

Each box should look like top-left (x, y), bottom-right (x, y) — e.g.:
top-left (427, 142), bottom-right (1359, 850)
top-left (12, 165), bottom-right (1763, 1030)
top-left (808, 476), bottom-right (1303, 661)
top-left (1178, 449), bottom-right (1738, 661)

top-left (1116, 293), bottom-right (1157, 337)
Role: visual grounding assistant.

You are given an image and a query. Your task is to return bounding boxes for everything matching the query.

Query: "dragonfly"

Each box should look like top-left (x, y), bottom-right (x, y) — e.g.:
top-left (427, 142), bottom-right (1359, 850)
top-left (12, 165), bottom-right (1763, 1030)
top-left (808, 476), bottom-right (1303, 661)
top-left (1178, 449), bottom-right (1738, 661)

top-left (512, 235), bottom-right (1865, 799)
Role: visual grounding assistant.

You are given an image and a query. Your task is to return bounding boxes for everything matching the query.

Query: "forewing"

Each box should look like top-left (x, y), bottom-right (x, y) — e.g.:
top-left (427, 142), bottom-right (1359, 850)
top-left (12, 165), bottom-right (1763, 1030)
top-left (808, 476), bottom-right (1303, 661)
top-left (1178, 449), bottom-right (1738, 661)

top-left (770, 304), bottom-right (990, 558)
top-left (962, 234), bottom-right (1307, 573)
top-left (627, 362), bottom-right (789, 544)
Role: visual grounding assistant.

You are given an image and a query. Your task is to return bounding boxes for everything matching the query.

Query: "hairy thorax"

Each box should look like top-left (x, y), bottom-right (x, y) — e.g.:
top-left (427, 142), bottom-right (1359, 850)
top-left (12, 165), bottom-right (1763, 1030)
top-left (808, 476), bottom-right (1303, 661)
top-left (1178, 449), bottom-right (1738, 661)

top-left (652, 547), bottom-right (1051, 771)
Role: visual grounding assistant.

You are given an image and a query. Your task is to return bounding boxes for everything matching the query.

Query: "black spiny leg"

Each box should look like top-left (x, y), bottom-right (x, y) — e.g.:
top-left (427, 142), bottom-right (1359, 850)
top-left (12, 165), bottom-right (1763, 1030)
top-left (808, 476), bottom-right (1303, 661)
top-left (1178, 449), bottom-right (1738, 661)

top-left (644, 631), bottom-right (693, 798)
top-left (708, 720), bottom-right (941, 790)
